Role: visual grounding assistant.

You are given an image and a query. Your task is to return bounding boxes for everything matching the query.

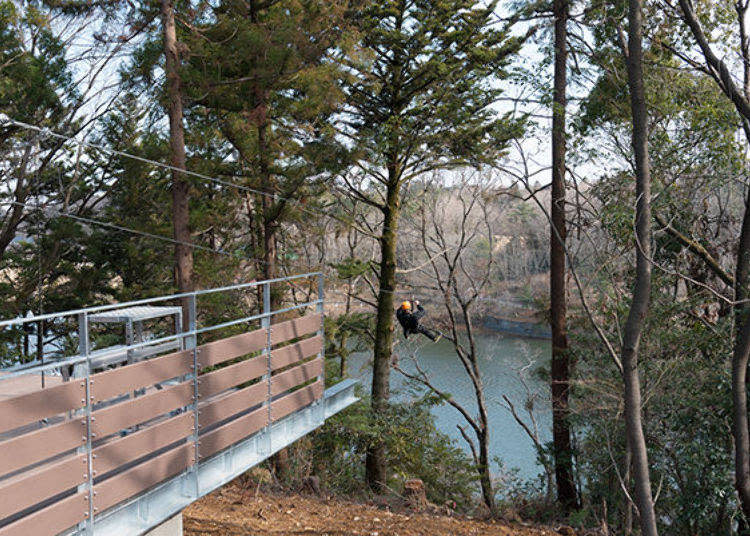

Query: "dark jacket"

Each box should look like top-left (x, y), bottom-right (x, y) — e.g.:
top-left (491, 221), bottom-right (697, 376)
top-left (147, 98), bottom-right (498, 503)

top-left (396, 304), bottom-right (425, 334)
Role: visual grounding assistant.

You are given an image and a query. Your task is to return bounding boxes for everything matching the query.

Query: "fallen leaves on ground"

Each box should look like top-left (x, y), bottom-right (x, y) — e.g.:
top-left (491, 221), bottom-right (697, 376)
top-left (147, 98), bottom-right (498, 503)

top-left (184, 482), bottom-right (564, 536)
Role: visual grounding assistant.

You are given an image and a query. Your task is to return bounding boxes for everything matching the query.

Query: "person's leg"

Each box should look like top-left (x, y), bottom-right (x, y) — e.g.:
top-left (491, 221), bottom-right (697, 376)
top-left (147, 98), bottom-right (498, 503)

top-left (416, 325), bottom-right (437, 341)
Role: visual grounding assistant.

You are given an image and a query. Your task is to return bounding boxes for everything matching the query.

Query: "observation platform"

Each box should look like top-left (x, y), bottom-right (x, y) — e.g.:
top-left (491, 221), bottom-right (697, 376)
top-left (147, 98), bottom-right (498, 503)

top-left (0, 273), bottom-right (358, 536)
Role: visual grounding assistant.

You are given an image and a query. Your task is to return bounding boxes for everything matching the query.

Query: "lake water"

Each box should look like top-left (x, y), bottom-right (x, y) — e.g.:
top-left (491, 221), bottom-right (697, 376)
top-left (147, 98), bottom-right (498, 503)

top-left (347, 330), bottom-right (551, 484)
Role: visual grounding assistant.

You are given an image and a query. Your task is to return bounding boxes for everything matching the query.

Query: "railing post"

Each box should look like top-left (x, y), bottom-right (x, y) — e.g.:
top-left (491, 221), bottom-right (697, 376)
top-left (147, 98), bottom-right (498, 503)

top-left (125, 318), bottom-right (134, 365)
top-left (316, 273), bottom-right (325, 423)
top-left (78, 313), bottom-right (95, 533)
top-left (185, 297), bottom-right (196, 350)
top-left (188, 293), bottom-right (200, 498)
top-left (263, 282), bottom-right (272, 455)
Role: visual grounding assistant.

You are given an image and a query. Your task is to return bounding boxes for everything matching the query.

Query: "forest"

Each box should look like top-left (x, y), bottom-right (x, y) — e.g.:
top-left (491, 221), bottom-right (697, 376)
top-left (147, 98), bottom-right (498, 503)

top-left (2, 0), bottom-right (750, 534)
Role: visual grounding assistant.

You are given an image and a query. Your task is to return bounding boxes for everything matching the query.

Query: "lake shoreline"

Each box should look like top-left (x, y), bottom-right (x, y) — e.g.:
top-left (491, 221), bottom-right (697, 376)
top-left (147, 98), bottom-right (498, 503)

top-left (482, 315), bottom-right (551, 340)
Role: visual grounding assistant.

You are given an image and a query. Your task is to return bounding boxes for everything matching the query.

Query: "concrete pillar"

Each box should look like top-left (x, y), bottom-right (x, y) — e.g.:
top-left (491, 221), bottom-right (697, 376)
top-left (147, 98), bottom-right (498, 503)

top-left (143, 513), bottom-right (182, 536)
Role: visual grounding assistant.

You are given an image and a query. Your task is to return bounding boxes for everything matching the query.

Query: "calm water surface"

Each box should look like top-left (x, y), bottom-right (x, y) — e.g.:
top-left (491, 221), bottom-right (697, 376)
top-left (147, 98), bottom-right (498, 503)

top-left (347, 331), bottom-right (551, 483)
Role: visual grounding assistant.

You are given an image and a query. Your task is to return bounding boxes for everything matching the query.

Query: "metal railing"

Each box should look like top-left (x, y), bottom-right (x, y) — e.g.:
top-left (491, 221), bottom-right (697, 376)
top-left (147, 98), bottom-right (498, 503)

top-left (0, 273), bottom-right (326, 536)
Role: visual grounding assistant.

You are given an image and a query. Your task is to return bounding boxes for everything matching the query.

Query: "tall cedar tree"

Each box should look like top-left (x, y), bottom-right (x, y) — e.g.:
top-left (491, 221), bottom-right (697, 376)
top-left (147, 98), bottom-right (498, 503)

top-left (161, 0), bottom-right (194, 327)
top-left (183, 0), bottom-right (348, 295)
top-left (549, 0), bottom-right (578, 511)
top-left (183, 0), bottom-right (350, 477)
top-left (341, 0), bottom-right (524, 492)
top-left (48, 0), bottom-right (197, 312)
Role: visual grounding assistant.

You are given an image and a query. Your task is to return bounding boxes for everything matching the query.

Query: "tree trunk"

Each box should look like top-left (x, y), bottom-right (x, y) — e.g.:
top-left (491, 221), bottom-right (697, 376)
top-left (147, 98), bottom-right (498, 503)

top-left (341, 274), bottom-right (352, 377)
top-left (255, 103), bottom-right (290, 481)
top-left (36, 321), bottom-right (44, 388)
top-left (674, 1), bottom-right (750, 519)
top-left (161, 0), bottom-right (194, 326)
top-left (550, 0), bottom-right (577, 513)
top-left (365, 175), bottom-right (400, 493)
top-left (263, 203), bottom-right (288, 479)
top-left (0, 200), bottom-right (26, 261)
top-left (264, 222), bottom-right (288, 480)
top-left (624, 430), bottom-right (634, 535)
top-left (465, 314), bottom-right (495, 512)
top-left (732, 189), bottom-right (750, 521)
top-left (478, 429), bottom-right (495, 513)
top-left (623, 0), bottom-right (658, 534)
top-left (339, 330), bottom-right (349, 379)
top-left (0, 143), bottom-right (37, 262)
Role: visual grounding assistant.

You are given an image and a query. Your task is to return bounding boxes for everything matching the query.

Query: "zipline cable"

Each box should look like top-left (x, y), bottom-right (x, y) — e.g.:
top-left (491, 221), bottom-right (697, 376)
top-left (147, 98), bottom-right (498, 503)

top-left (1, 117), bottom-right (339, 224)
top-left (2, 200), bottom-right (329, 308)
top-left (6, 197), bottom-right (422, 296)
top-left (1, 116), bottom-right (427, 237)
top-left (2, 117), bottom-right (449, 295)
top-left (3, 200), bottom-right (265, 261)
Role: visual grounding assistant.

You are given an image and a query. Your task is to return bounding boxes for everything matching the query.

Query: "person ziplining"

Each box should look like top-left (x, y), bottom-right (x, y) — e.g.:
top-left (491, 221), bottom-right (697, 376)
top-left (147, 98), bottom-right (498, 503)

top-left (396, 300), bottom-right (442, 342)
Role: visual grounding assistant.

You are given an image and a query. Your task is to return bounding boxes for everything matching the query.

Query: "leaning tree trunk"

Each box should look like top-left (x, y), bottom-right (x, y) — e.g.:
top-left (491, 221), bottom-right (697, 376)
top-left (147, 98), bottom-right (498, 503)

top-left (161, 0), bottom-right (194, 327)
top-left (674, 0), bottom-right (750, 518)
top-left (365, 172), bottom-right (400, 493)
top-left (623, 0), bottom-right (659, 534)
top-left (550, 0), bottom-right (578, 512)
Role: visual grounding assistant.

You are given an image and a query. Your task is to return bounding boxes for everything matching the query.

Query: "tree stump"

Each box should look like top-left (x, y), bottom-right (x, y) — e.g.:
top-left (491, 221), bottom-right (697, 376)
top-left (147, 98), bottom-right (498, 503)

top-left (403, 479), bottom-right (427, 511)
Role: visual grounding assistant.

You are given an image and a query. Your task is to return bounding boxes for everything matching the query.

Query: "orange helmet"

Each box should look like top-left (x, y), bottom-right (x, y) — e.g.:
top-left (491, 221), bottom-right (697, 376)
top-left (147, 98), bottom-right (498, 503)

top-left (400, 301), bottom-right (412, 310)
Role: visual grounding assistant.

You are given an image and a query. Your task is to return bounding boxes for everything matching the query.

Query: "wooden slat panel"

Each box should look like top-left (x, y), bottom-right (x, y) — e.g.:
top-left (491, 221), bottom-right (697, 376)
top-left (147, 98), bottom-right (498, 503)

top-left (198, 355), bottom-right (266, 399)
top-left (92, 381), bottom-right (193, 438)
top-left (0, 491), bottom-right (88, 536)
top-left (91, 349), bottom-right (193, 401)
top-left (0, 418), bottom-right (85, 478)
top-left (0, 454), bottom-right (87, 521)
top-left (271, 381), bottom-right (324, 422)
top-left (270, 335), bottom-right (323, 371)
top-left (93, 412), bottom-right (193, 475)
top-left (198, 381), bottom-right (268, 429)
top-left (198, 328), bottom-right (267, 368)
top-left (0, 380), bottom-right (85, 434)
top-left (270, 314), bottom-right (321, 346)
top-left (94, 443), bottom-right (193, 513)
top-left (271, 359), bottom-right (323, 397)
top-left (199, 407), bottom-right (266, 459)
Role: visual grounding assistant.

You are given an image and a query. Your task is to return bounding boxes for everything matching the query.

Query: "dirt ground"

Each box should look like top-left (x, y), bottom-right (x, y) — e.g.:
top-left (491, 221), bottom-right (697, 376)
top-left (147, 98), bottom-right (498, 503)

top-left (184, 482), bottom-right (569, 536)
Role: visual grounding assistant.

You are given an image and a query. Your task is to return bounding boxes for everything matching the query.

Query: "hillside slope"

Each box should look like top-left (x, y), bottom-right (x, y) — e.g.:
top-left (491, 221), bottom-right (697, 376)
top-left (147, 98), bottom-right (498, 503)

top-left (184, 482), bottom-right (571, 536)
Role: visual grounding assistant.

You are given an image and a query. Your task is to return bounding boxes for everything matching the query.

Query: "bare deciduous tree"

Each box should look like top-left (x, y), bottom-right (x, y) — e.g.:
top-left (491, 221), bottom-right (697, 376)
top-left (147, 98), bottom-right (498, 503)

top-left (394, 175), bottom-right (499, 512)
